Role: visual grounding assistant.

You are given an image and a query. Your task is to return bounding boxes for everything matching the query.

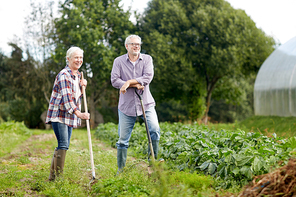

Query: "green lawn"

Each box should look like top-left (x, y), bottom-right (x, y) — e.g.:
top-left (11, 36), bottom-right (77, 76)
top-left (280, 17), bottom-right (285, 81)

top-left (207, 115), bottom-right (296, 138)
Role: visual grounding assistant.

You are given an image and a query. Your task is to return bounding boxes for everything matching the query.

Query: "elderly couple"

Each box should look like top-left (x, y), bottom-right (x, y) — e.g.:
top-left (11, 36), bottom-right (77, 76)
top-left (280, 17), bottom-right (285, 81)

top-left (45, 35), bottom-right (161, 181)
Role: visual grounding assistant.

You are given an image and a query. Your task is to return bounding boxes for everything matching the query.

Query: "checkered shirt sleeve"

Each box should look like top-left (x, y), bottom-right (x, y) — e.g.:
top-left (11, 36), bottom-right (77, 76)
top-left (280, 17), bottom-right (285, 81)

top-left (45, 67), bottom-right (82, 128)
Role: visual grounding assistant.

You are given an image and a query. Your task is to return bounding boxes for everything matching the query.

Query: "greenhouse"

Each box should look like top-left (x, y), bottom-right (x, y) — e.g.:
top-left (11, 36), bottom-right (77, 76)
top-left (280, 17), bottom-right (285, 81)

top-left (254, 36), bottom-right (296, 116)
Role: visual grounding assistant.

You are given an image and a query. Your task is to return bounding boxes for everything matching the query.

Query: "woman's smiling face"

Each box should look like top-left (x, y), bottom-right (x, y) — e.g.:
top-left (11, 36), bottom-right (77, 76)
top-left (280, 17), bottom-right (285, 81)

top-left (68, 50), bottom-right (83, 72)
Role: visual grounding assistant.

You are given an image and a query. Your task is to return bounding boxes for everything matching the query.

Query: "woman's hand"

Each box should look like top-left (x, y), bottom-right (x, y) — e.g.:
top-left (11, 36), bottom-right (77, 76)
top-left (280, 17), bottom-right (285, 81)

top-left (74, 110), bottom-right (90, 120)
top-left (80, 79), bottom-right (87, 87)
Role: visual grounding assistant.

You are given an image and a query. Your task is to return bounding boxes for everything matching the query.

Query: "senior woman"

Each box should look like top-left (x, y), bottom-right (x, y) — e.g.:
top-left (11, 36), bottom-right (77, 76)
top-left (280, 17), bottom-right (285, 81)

top-left (46, 46), bottom-right (90, 181)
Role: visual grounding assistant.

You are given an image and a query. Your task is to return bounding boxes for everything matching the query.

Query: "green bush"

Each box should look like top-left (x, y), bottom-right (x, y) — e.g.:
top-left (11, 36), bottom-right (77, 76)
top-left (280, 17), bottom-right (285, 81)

top-left (8, 98), bottom-right (29, 123)
top-left (98, 106), bottom-right (118, 124)
top-left (0, 102), bottom-right (10, 122)
top-left (7, 98), bottom-right (45, 128)
top-left (26, 101), bottom-right (44, 128)
top-left (156, 99), bottom-right (188, 122)
top-left (0, 121), bottom-right (32, 157)
top-left (0, 121), bottom-right (31, 135)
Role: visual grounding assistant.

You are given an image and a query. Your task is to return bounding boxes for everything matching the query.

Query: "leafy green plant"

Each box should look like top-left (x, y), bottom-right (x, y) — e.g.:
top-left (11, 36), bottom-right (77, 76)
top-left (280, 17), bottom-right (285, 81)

top-left (95, 122), bottom-right (294, 189)
top-left (0, 121), bottom-right (32, 157)
top-left (170, 170), bottom-right (213, 191)
top-left (0, 121), bottom-right (32, 135)
top-left (92, 178), bottom-right (150, 197)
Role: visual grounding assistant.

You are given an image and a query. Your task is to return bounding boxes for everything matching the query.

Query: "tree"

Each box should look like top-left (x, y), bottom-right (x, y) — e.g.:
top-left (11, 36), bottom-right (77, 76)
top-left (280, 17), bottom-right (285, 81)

top-left (0, 51), bottom-right (9, 122)
top-left (209, 74), bottom-right (256, 123)
top-left (0, 0), bottom-right (58, 127)
top-left (0, 44), bottom-right (47, 127)
top-left (23, 0), bottom-right (64, 105)
top-left (24, 0), bottom-right (56, 63)
top-left (0, 51), bottom-right (8, 102)
top-left (53, 0), bottom-right (135, 127)
top-left (139, 0), bottom-right (275, 123)
top-left (138, 0), bottom-right (206, 121)
top-left (186, 0), bottom-right (275, 123)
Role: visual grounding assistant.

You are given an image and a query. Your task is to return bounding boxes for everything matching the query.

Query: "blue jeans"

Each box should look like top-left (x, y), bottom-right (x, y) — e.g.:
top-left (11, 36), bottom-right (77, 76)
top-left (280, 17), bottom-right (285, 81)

top-left (116, 106), bottom-right (160, 149)
top-left (51, 122), bottom-right (73, 150)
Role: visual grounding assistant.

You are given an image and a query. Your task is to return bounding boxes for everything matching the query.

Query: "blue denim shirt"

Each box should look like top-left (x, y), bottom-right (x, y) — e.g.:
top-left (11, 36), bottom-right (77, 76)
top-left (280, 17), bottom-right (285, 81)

top-left (111, 53), bottom-right (156, 116)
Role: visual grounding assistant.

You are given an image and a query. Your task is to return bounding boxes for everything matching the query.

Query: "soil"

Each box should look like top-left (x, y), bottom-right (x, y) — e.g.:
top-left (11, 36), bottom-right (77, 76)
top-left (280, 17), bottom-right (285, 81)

top-left (238, 158), bottom-right (296, 197)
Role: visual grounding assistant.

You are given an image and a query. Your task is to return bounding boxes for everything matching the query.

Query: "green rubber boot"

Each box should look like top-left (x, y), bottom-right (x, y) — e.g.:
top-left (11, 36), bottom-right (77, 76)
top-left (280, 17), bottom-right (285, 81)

top-left (148, 140), bottom-right (164, 164)
top-left (56, 149), bottom-right (67, 177)
top-left (117, 149), bottom-right (127, 174)
top-left (48, 147), bottom-right (58, 181)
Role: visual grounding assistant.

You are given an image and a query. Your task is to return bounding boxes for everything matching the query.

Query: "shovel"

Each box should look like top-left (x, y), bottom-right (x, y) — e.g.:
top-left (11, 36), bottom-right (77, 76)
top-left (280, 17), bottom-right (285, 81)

top-left (135, 88), bottom-right (155, 162)
top-left (81, 72), bottom-right (96, 181)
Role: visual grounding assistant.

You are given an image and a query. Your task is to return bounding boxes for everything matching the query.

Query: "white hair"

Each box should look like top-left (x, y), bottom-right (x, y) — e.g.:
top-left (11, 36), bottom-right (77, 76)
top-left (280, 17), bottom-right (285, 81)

top-left (66, 46), bottom-right (84, 64)
top-left (124, 35), bottom-right (142, 46)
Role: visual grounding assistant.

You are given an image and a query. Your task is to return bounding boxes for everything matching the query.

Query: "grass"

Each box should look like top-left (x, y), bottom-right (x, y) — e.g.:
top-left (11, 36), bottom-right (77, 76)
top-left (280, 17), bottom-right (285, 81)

top-left (2, 116), bottom-right (295, 196)
top-left (207, 115), bottom-right (296, 138)
top-left (0, 127), bottom-right (117, 196)
top-left (0, 121), bottom-right (32, 157)
top-left (207, 122), bottom-right (240, 132)
top-left (239, 116), bottom-right (296, 137)
top-left (0, 124), bottom-right (219, 197)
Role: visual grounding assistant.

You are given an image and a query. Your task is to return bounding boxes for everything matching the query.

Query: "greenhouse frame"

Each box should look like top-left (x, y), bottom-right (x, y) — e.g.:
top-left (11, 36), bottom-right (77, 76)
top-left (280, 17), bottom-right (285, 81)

top-left (254, 36), bottom-right (296, 116)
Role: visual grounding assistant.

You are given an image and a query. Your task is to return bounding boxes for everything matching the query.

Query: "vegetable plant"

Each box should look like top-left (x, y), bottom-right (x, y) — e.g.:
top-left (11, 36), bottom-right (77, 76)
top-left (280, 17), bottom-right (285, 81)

top-left (95, 122), bottom-right (294, 189)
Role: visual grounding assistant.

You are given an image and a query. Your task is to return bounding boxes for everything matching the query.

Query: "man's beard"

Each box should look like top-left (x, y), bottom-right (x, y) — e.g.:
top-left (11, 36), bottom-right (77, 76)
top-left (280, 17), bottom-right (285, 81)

top-left (131, 51), bottom-right (140, 56)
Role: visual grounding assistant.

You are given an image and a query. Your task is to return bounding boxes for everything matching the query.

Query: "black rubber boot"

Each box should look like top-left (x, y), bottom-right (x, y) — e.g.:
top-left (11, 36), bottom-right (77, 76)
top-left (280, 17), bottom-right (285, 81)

top-left (116, 149), bottom-right (127, 175)
top-left (56, 149), bottom-right (67, 177)
top-left (48, 147), bottom-right (58, 181)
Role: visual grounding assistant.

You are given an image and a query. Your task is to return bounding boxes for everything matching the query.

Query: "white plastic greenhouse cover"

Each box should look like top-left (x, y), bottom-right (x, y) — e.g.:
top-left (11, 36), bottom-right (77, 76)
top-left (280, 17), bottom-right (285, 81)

top-left (254, 36), bottom-right (296, 116)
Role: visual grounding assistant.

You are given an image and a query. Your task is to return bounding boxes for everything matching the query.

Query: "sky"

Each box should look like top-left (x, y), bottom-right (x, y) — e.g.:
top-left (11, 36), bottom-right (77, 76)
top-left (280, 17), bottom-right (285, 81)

top-left (0, 0), bottom-right (295, 56)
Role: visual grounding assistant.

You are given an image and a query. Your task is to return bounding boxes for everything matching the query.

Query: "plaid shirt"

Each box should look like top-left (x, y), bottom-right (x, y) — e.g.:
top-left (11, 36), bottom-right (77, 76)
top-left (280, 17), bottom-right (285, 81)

top-left (46, 66), bottom-right (82, 128)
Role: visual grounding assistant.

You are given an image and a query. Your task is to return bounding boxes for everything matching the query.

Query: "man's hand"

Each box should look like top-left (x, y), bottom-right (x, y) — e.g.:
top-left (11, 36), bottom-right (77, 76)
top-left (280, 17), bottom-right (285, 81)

top-left (120, 81), bottom-right (130, 94)
top-left (135, 84), bottom-right (144, 90)
top-left (120, 80), bottom-right (143, 94)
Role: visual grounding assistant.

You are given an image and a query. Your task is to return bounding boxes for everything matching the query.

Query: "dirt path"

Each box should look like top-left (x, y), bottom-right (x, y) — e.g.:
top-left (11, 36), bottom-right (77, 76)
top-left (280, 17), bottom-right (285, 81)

top-left (1, 133), bottom-right (55, 166)
top-left (0, 130), bottom-right (155, 197)
top-left (1, 131), bottom-right (150, 174)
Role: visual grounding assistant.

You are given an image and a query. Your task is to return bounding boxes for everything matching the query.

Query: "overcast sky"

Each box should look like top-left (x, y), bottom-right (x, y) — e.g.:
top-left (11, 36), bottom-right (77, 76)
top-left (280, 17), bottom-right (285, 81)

top-left (1, 0), bottom-right (295, 56)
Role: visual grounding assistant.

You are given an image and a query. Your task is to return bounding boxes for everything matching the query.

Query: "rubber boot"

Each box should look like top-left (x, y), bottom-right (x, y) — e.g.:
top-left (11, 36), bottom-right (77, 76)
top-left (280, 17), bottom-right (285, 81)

top-left (148, 140), bottom-right (164, 164)
top-left (116, 149), bottom-right (127, 175)
top-left (148, 140), bottom-right (158, 160)
top-left (56, 149), bottom-right (67, 177)
top-left (48, 147), bottom-right (58, 181)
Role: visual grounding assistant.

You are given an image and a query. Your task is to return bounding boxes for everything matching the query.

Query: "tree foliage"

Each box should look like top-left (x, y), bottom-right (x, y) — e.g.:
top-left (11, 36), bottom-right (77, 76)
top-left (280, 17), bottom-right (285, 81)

top-left (52, 0), bottom-right (135, 127)
top-left (24, 0), bottom-right (56, 62)
top-left (0, 0), bottom-right (278, 125)
top-left (209, 74), bottom-right (256, 122)
top-left (139, 0), bottom-right (275, 122)
top-left (0, 44), bottom-right (47, 127)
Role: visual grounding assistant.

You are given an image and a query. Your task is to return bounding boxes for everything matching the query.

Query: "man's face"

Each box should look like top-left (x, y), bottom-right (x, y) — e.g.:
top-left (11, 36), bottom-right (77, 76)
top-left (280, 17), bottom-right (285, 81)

top-left (126, 37), bottom-right (141, 56)
top-left (68, 50), bottom-right (83, 71)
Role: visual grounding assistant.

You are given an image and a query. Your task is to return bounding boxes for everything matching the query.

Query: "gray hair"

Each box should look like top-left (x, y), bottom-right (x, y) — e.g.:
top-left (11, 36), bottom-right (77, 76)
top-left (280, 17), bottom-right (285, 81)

top-left (66, 46), bottom-right (84, 64)
top-left (125, 35), bottom-right (142, 46)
